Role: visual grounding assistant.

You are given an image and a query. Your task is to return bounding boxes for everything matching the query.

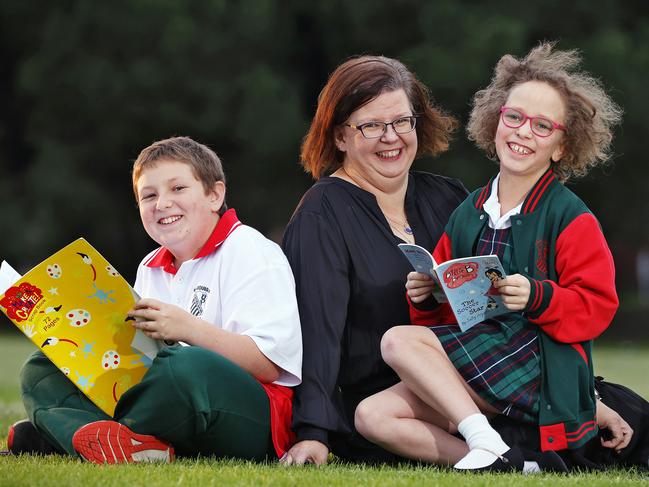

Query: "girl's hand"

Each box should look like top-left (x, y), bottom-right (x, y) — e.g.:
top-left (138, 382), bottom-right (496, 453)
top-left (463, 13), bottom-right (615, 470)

top-left (406, 271), bottom-right (437, 303)
top-left (493, 274), bottom-right (531, 310)
top-left (597, 400), bottom-right (633, 452)
top-left (128, 298), bottom-right (199, 343)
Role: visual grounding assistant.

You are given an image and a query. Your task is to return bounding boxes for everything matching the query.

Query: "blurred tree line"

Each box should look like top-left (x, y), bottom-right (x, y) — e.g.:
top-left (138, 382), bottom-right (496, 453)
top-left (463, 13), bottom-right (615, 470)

top-left (1, 0), bottom-right (649, 322)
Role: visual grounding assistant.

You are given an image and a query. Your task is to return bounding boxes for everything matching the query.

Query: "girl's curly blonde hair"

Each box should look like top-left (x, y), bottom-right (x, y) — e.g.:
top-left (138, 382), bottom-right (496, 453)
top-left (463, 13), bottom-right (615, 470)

top-left (467, 42), bottom-right (622, 182)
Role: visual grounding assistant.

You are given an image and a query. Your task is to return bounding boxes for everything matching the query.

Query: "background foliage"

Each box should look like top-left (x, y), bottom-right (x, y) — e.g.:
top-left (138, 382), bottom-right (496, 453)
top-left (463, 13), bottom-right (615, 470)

top-left (2, 1), bottom-right (649, 335)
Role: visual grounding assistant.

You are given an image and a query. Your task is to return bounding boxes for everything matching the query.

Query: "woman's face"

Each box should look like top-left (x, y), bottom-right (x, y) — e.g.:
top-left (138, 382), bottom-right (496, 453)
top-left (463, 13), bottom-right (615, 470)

top-left (336, 89), bottom-right (417, 188)
top-left (495, 80), bottom-right (566, 182)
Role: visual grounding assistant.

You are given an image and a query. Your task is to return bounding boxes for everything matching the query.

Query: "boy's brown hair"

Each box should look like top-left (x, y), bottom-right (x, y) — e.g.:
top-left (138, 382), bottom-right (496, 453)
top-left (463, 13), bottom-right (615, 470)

top-left (132, 136), bottom-right (227, 215)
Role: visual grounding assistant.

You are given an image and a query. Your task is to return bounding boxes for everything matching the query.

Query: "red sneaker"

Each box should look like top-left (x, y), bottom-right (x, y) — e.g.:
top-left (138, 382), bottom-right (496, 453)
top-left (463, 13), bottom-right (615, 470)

top-left (72, 420), bottom-right (174, 464)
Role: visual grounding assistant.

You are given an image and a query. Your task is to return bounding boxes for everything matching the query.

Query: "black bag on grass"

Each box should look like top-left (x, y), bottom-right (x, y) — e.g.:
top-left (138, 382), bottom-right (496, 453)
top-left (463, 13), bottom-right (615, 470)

top-left (492, 377), bottom-right (649, 471)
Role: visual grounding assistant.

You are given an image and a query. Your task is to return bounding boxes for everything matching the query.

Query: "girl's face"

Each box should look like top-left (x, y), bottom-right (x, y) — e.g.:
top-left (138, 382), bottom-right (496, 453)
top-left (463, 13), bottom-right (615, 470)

top-left (335, 89), bottom-right (418, 190)
top-left (495, 81), bottom-right (566, 182)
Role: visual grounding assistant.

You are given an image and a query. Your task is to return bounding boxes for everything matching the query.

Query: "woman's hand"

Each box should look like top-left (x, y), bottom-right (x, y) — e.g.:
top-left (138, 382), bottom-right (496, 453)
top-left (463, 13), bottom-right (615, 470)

top-left (493, 274), bottom-right (530, 310)
top-left (597, 400), bottom-right (633, 452)
top-left (405, 271), bottom-right (437, 303)
top-left (128, 298), bottom-right (198, 343)
top-left (280, 440), bottom-right (329, 466)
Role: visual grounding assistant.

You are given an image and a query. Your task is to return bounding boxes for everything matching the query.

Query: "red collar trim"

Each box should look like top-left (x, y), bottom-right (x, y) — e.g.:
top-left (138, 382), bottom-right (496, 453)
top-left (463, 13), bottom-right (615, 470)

top-left (143, 209), bottom-right (242, 275)
top-left (475, 176), bottom-right (495, 210)
top-left (474, 168), bottom-right (556, 215)
top-left (522, 168), bottom-right (556, 214)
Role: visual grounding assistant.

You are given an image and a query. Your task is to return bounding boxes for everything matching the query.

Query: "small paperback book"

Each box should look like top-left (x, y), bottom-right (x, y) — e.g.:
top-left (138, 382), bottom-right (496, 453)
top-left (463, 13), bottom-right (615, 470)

top-left (0, 238), bottom-right (163, 416)
top-left (398, 243), bottom-right (508, 332)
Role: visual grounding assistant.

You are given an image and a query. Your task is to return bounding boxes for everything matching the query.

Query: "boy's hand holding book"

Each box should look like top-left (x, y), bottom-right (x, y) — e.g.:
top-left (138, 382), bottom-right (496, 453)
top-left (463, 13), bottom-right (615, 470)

top-left (129, 298), bottom-right (199, 343)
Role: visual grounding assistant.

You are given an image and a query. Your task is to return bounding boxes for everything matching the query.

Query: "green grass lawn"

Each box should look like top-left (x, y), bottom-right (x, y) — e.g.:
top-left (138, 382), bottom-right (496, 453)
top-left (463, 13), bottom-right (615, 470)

top-left (0, 335), bottom-right (647, 486)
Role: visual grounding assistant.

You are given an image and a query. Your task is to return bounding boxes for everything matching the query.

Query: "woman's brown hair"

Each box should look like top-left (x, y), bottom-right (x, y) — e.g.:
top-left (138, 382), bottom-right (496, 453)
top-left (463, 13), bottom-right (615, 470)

top-left (301, 56), bottom-right (457, 179)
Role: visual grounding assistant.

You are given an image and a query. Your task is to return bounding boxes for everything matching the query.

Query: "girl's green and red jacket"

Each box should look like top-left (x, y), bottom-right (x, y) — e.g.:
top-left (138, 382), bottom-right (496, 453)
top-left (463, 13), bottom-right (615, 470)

top-left (410, 167), bottom-right (618, 451)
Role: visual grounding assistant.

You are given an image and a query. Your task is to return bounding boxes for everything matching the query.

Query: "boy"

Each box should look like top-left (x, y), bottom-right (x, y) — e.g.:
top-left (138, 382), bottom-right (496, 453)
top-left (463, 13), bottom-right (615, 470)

top-left (12, 136), bottom-right (302, 463)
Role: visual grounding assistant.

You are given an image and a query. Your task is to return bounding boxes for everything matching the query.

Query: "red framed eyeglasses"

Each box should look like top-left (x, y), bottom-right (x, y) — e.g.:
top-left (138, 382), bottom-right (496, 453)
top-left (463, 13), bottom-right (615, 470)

top-left (500, 106), bottom-right (567, 137)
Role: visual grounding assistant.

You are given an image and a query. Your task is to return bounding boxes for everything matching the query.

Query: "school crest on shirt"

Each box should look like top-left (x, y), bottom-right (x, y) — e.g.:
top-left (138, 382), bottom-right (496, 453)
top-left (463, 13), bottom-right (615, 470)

top-left (190, 285), bottom-right (210, 317)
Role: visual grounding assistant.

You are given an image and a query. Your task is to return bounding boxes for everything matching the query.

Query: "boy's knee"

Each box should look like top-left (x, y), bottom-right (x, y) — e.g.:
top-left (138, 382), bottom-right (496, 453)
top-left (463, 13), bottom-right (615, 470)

top-left (157, 346), bottom-right (237, 386)
top-left (19, 351), bottom-right (58, 393)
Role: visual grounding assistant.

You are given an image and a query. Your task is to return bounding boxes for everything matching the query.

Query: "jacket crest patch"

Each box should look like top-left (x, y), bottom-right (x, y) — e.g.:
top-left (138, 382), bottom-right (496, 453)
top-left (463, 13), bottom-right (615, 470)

top-left (535, 240), bottom-right (549, 278)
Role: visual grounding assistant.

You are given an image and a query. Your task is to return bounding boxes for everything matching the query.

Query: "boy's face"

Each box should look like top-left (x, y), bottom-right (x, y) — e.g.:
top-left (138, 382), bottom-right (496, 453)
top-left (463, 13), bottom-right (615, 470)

top-left (136, 160), bottom-right (224, 265)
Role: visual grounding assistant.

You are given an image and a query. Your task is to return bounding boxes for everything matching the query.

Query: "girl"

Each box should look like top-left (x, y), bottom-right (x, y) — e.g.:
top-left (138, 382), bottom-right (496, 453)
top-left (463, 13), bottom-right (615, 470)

top-left (354, 42), bottom-right (625, 471)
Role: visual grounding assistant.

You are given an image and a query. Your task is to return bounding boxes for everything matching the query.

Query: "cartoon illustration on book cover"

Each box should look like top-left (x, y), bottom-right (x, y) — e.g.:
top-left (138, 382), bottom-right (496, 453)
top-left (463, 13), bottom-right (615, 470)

top-left (484, 268), bottom-right (504, 310)
top-left (435, 255), bottom-right (507, 331)
top-left (397, 243), bottom-right (508, 332)
top-left (0, 239), bottom-right (160, 416)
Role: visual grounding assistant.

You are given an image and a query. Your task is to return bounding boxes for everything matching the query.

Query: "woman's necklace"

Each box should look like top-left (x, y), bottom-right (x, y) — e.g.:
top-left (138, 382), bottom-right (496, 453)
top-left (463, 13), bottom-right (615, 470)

top-left (384, 214), bottom-right (414, 235)
top-left (337, 166), bottom-right (414, 242)
top-left (385, 216), bottom-right (414, 244)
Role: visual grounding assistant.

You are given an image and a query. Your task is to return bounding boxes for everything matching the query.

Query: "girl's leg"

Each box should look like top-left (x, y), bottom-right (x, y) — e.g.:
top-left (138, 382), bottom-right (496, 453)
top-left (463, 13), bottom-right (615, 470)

top-left (355, 381), bottom-right (468, 465)
top-left (20, 351), bottom-right (111, 455)
top-left (114, 346), bottom-right (273, 460)
top-left (380, 326), bottom-right (515, 469)
top-left (381, 325), bottom-right (498, 422)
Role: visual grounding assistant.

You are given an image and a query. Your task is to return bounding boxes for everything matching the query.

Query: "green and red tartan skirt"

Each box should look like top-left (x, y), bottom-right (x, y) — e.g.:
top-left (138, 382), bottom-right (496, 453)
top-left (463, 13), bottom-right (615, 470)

top-left (430, 316), bottom-right (541, 423)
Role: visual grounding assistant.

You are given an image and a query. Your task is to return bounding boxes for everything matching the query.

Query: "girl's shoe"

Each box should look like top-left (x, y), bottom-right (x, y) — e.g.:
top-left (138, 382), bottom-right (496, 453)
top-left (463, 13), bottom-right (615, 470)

top-left (455, 446), bottom-right (525, 473)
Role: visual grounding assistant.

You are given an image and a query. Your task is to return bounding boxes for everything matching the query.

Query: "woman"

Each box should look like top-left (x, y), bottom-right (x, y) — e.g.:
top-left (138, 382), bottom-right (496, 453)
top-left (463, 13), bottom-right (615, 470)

top-left (281, 53), bottom-right (634, 468)
top-left (281, 56), bottom-right (468, 464)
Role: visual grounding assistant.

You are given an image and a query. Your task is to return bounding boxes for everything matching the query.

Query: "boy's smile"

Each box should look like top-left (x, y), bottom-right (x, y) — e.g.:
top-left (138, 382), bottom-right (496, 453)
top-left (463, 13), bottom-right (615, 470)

top-left (159, 215), bottom-right (182, 225)
top-left (136, 160), bottom-right (224, 267)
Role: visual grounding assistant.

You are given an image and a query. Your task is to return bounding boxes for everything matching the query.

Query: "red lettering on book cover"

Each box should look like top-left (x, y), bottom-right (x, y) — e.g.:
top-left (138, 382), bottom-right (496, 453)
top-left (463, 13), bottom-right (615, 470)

top-left (442, 262), bottom-right (478, 289)
top-left (0, 282), bottom-right (44, 322)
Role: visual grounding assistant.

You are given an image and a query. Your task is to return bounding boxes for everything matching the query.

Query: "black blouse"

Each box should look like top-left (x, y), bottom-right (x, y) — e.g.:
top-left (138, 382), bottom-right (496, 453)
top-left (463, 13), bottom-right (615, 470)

top-left (282, 171), bottom-right (468, 461)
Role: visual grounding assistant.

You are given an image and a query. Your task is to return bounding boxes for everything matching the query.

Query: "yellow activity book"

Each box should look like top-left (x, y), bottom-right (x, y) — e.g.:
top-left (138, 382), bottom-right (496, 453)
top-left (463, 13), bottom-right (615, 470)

top-left (0, 238), bottom-right (161, 416)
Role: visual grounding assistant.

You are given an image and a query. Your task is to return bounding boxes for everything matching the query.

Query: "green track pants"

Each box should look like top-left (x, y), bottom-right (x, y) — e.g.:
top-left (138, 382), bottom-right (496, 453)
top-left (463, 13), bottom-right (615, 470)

top-left (20, 346), bottom-right (273, 460)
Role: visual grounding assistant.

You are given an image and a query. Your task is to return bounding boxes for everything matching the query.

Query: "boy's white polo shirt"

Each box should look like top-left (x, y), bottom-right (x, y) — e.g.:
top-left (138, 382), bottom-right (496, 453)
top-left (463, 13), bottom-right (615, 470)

top-left (134, 209), bottom-right (302, 387)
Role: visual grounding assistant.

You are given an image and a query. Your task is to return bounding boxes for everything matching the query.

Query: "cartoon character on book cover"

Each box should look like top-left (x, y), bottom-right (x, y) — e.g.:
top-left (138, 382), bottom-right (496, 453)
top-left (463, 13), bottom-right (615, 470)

top-left (438, 256), bottom-right (506, 329)
top-left (0, 239), bottom-right (156, 416)
top-left (484, 268), bottom-right (504, 310)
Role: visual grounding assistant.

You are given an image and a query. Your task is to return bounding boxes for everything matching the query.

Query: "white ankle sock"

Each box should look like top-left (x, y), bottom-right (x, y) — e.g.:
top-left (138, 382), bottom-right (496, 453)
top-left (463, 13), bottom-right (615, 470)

top-left (454, 413), bottom-right (510, 469)
top-left (523, 461), bottom-right (541, 474)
